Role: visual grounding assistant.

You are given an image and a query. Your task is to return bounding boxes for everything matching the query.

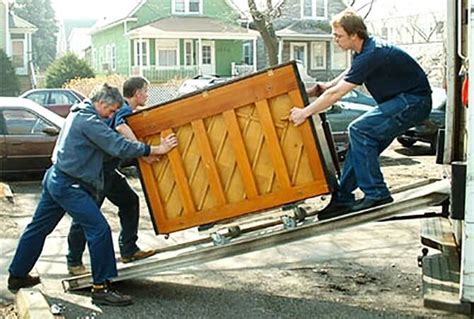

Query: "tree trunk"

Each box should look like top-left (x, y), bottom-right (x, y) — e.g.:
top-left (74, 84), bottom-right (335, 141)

top-left (248, 0), bottom-right (279, 66)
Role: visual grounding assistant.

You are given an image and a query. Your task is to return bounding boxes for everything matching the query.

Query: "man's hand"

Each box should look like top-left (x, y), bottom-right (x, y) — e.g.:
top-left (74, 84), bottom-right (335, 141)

top-left (142, 155), bottom-right (161, 164)
top-left (290, 107), bottom-right (310, 127)
top-left (150, 133), bottom-right (178, 156)
top-left (306, 82), bottom-right (327, 97)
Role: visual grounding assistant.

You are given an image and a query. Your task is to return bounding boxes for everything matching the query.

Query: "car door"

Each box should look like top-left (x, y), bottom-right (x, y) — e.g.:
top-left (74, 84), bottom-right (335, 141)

top-left (2, 108), bottom-right (58, 173)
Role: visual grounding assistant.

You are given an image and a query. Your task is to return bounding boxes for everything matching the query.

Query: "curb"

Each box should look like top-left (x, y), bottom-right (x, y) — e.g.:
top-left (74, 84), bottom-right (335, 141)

top-left (15, 287), bottom-right (55, 319)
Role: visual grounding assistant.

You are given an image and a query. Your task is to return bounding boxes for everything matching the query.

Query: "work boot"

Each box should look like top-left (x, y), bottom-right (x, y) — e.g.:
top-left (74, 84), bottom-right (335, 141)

top-left (120, 249), bottom-right (156, 264)
top-left (8, 274), bottom-right (41, 293)
top-left (351, 196), bottom-right (394, 212)
top-left (67, 264), bottom-right (89, 276)
top-left (317, 198), bottom-right (358, 221)
top-left (91, 283), bottom-right (133, 307)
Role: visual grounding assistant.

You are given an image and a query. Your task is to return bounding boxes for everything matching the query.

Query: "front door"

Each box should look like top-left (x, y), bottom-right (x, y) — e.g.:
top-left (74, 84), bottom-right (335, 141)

top-left (200, 41), bottom-right (215, 75)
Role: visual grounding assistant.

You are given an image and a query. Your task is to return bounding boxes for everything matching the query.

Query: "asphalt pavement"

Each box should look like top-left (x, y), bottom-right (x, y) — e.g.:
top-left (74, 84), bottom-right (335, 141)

top-left (0, 181), bottom-right (465, 318)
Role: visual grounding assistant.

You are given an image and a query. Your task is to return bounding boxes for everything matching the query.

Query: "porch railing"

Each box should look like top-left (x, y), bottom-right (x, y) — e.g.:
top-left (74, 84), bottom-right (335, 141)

top-left (132, 66), bottom-right (200, 83)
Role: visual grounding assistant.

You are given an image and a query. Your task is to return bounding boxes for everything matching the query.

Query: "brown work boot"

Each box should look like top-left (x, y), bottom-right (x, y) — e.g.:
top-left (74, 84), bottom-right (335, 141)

top-left (8, 274), bottom-right (41, 293)
top-left (67, 264), bottom-right (89, 276)
top-left (120, 249), bottom-right (156, 264)
top-left (91, 283), bottom-right (133, 307)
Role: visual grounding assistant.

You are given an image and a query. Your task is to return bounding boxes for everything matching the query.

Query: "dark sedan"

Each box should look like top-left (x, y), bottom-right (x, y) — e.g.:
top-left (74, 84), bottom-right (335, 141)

top-left (396, 87), bottom-right (446, 154)
top-left (0, 97), bottom-right (64, 177)
top-left (20, 88), bottom-right (86, 118)
top-left (341, 88), bottom-right (377, 106)
top-left (318, 101), bottom-right (372, 160)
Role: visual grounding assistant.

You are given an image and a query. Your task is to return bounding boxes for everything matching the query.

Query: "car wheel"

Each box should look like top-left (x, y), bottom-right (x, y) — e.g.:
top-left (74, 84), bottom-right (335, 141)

top-left (337, 148), bottom-right (347, 162)
top-left (397, 136), bottom-right (416, 148)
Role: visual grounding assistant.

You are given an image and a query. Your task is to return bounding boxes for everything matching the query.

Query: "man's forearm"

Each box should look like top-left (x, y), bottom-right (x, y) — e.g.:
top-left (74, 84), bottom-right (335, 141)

top-left (306, 87), bottom-right (344, 115)
top-left (116, 123), bottom-right (138, 141)
top-left (326, 69), bottom-right (349, 89)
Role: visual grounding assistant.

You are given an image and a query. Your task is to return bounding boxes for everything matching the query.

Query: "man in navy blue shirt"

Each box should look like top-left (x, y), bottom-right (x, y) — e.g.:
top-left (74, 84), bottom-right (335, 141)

top-left (66, 77), bottom-right (169, 275)
top-left (290, 9), bottom-right (432, 220)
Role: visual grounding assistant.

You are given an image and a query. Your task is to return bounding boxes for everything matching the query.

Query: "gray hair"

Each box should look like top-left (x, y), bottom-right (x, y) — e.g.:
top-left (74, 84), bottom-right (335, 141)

top-left (90, 83), bottom-right (123, 106)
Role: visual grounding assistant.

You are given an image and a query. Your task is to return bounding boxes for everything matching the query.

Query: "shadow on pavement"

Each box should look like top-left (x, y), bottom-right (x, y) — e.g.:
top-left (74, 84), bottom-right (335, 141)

top-left (46, 280), bottom-right (416, 319)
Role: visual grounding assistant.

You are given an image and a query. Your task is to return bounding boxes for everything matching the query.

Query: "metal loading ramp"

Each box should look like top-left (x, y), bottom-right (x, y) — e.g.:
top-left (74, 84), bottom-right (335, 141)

top-left (62, 179), bottom-right (450, 292)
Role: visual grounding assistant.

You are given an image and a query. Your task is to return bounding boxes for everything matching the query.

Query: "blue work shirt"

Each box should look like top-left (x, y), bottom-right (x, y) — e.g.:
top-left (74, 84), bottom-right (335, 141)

top-left (53, 100), bottom-right (150, 191)
top-left (103, 101), bottom-right (135, 170)
top-left (344, 36), bottom-right (431, 104)
top-left (106, 101), bottom-right (133, 130)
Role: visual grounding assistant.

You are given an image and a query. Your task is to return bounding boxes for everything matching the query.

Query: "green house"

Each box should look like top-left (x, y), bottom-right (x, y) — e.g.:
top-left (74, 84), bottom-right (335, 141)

top-left (90, 0), bottom-right (258, 82)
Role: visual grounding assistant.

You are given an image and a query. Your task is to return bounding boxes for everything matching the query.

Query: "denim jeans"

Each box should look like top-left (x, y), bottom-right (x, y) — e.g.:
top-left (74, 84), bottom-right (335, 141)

top-left (9, 166), bottom-right (117, 284)
top-left (335, 93), bottom-right (432, 202)
top-left (66, 168), bottom-right (140, 267)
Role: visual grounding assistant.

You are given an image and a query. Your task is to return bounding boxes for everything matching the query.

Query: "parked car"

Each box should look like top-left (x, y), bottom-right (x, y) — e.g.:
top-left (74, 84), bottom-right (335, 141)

top-left (321, 101), bottom-right (373, 160)
top-left (341, 88), bottom-right (377, 106)
top-left (20, 88), bottom-right (86, 117)
top-left (396, 87), bottom-right (447, 154)
top-left (0, 97), bottom-right (64, 177)
top-left (178, 75), bottom-right (229, 96)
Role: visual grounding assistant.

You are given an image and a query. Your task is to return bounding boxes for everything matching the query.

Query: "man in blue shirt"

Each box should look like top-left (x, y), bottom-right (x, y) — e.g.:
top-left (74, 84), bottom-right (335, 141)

top-left (290, 9), bottom-right (432, 220)
top-left (7, 84), bottom-right (178, 306)
top-left (66, 77), bottom-right (163, 276)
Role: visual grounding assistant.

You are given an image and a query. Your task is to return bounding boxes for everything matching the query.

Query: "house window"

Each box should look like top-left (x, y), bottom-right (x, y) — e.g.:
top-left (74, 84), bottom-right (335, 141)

top-left (156, 39), bottom-right (178, 67)
top-left (111, 44), bottom-right (116, 70)
top-left (134, 40), bottom-right (149, 66)
top-left (184, 40), bottom-right (194, 66)
top-left (310, 42), bottom-right (326, 70)
top-left (175, 0), bottom-right (185, 12)
top-left (243, 42), bottom-right (252, 65)
top-left (11, 39), bottom-right (25, 68)
top-left (302, 0), bottom-right (327, 19)
top-left (202, 45), bottom-right (211, 64)
top-left (105, 45), bottom-right (111, 71)
top-left (92, 49), bottom-right (97, 70)
top-left (332, 43), bottom-right (348, 70)
top-left (99, 47), bottom-right (104, 68)
top-left (290, 43), bottom-right (307, 67)
top-left (172, 0), bottom-right (201, 14)
top-left (189, 0), bottom-right (200, 12)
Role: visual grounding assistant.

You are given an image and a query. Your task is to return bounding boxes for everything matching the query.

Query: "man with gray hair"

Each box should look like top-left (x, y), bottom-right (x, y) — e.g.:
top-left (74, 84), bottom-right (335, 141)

top-left (7, 84), bottom-right (178, 306)
top-left (66, 76), bottom-right (158, 276)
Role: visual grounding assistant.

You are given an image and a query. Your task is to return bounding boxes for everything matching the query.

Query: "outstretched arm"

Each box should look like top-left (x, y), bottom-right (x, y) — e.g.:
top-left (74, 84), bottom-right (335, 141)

top-left (290, 79), bottom-right (356, 126)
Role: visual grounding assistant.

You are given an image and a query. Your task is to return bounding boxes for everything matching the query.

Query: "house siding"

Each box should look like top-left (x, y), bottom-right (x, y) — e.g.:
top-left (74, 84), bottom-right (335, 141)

top-left (91, 0), bottom-right (251, 81)
top-left (215, 39), bottom-right (242, 76)
top-left (91, 23), bottom-right (129, 75)
top-left (132, 0), bottom-right (238, 29)
top-left (256, 0), bottom-right (348, 81)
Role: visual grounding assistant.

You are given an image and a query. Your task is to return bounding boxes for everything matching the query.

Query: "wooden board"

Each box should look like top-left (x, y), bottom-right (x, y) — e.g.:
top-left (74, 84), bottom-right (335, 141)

top-left (126, 62), bottom-right (337, 234)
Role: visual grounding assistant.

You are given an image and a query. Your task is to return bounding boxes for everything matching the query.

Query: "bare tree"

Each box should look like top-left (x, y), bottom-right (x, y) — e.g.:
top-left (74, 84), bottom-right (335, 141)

top-left (248, 0), bottom-right (281, 66)
top-left (247, 0), bottom-right (375, 67)
top-left (348, 0), bottom-right (375, 18)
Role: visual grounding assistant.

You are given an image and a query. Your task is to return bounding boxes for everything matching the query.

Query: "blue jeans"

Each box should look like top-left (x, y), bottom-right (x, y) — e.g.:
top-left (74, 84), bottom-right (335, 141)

top-left (66, 168), bottom-right (140, 267)
top-left (335, 93), bottom-right (432, 202)
top-left (9, 166), bottom-right (117, 283)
